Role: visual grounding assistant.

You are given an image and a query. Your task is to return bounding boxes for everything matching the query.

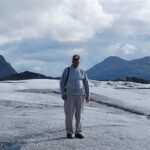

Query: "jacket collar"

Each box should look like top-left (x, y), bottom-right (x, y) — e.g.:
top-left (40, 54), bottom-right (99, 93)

top-left (71, 64), bottom-right (79, 69)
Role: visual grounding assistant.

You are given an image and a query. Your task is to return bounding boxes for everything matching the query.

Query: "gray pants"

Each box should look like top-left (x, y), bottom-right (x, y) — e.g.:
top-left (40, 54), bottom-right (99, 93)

top-left (64, 95), bottom-right (85, 134)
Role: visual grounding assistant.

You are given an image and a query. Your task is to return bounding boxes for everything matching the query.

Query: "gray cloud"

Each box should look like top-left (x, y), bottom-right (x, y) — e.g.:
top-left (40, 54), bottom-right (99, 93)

top-left (0, 0), bottom-right (113, 44)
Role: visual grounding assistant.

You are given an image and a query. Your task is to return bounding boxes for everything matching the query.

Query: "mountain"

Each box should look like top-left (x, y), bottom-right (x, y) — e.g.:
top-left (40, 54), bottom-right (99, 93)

top-left (0, 55), bottom-right (17, 78)
top-left (0, 71), bottom-right (60, 81)
top-left (87, 56), bottom-right (150, 80)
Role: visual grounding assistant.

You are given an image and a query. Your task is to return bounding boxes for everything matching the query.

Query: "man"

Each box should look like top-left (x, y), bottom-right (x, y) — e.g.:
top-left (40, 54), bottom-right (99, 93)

top-left (60, 54), bottom-right (90, 139)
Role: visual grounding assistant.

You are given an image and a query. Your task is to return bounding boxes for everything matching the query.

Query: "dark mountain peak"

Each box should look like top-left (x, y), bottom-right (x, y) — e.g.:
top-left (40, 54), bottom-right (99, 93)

top-left (99, 56), bottom-right (127, 67)
top-left (18, 70), bottom-right (48, 77)
top-left (22, 71), bottom-right (36, 74)
top-left (103, 56), bottom-right (127, 63)
top-left (0, 55), bottom-right (4, 59)
top-left (0, 55), bottom-right (7, 64)
top-left (0, 55), bottom-right (17, 78)
top-left (105, 56), bottom-right (122, 60)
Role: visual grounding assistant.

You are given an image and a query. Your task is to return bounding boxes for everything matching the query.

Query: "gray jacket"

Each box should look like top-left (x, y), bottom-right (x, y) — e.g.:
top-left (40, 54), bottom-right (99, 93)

top-left (60, 65), bottom-right (90, 97)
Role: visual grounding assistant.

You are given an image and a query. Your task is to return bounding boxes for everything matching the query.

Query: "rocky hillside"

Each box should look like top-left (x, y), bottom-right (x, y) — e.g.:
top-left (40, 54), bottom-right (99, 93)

top-left (87, 56), bottom-right (150, 80)
top-left (0, 55), bottom-right (17, 78)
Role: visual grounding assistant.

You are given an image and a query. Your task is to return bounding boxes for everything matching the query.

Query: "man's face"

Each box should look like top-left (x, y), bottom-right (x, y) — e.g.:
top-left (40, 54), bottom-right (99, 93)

top-left (72, 58), bottom-right (80, 67)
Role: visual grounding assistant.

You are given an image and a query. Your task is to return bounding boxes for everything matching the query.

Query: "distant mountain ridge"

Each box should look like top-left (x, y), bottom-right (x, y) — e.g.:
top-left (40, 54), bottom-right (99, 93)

top-left (0, 55), bottom-right (17, 78)
top-left (0, 71), bottom-right (60, 81)
top-left (87, 56), bottom-right (150, 80)
top-left (1, 55), bottom-right (150, 82)
top-left (0, 55), bottom-right (59, 80)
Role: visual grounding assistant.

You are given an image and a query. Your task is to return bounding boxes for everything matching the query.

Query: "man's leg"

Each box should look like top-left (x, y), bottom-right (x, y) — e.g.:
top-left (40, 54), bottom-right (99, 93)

top-left (64, 95), bottom-right (75, 134)
top-left (75, 95), bottom-right (85, 134)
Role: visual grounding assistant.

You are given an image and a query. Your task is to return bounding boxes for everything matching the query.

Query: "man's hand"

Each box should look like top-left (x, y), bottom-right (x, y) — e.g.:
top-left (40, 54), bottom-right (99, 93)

top-left (62, 95), bottom-right (67, 101)
top-left (85, 96), bottom-right (90, 103)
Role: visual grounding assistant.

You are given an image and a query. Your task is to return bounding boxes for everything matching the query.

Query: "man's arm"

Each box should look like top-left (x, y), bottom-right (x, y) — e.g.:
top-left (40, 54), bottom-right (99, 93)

top-left (60, 69), bottom-right (67, 100)
top-left (83, 71), bottom-right (90, 102)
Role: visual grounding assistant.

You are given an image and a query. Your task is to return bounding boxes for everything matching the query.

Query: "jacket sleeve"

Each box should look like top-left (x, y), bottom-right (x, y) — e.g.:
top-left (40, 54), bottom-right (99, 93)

top-left (60, 68), bottom-right (67, 96)
top-left (83, 71), bottom-right (90, 97)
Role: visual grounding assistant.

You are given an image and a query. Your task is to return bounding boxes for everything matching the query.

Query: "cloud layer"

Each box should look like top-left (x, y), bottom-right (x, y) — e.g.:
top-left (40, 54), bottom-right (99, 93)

top-left (0, 0), bottom-right (150, 76)
top-left (0, 0), bottom-right (113, 43)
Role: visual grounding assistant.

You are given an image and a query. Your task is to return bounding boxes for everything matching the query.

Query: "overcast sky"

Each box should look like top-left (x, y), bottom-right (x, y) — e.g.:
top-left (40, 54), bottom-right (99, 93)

top-left (0, 0), bottom-right (150, 76)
